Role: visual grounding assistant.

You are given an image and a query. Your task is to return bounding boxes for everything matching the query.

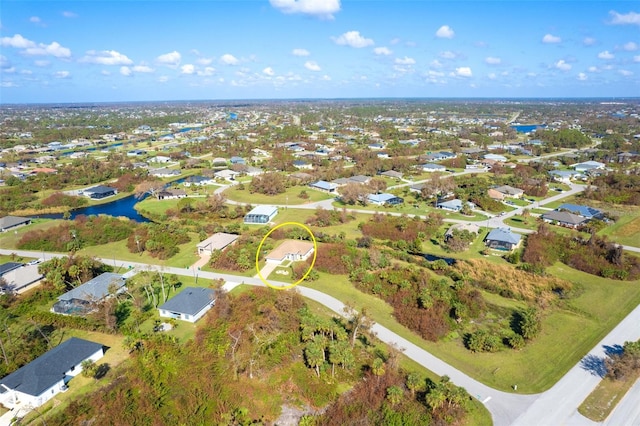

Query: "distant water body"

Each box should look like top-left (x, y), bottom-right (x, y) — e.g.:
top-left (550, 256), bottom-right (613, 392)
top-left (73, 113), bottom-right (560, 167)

top-left (510, 124), bottom-right (547, 133)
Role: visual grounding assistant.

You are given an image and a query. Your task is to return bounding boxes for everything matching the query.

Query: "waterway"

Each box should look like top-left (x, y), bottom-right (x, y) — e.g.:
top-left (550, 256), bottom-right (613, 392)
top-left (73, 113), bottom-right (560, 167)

top-left (510, 124), bottom-right (547, 133)
top-left (37, 194), bottom-right (151, 222)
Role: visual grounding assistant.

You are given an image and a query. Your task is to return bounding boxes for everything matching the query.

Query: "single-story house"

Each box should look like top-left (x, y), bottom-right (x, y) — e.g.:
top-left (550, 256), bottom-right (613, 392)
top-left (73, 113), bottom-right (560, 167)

top-left (230, 156), bottom-right (246, 165)
top-left (157, 188), bottom-right (187, 200)
top-left (421, 163), bottom-right (447, 173)
top-left (148, 155), bottom-right (172, 163)
top-left (493, 185), bottom-right (524, 199)
top-left (348, 175), bottom-right (371, 185)
top-left (158, 287), bottom-right (216, 323)
top-left (149, 168), bottom-right (181, 178)
top-left (0, 263), bottom-right (43, 293)
top-left (541, 211), bottom-right (587, 228)
top-left (82, 185), bottom-right (117, 199)
top-left (242, 166), bottom-right (264, 176)
top-left (214, 169), bottom-right (240, 181)
top-left (573, 161), bottom-right (605, 173)
top-left (0, 337), bottom-right (104, 409)
top-left (425, 152), bottom-right (456, 162)
top-left (244, 205), bottom-right (278, 224)
top-left (293, 160), bottom-right (313, 170)
top-left (52, 273), bottom-right (126, 316)
top-left (197, 232), bottom-right (239, 255)
top-left (127, 149), bottom-right (147, 157)
top-left (265, 240), bottom-right (314, 263)
top-left (0, 215), bottom-right (32, 232)
top-left (484, 154), bottom-right (508, 162)
top-left (183, 175), bottom-right (216, 186)
top-left (556, 203), bottom-right (603, 220)
top-left (379, 170), bottom-right (403, 180)
top-left (548, 170), bottom-right (580, 184)
top-left (309, 180), bottom-right (338, 193)
top-left (484, 228), bottom-right (521, 251)
top-left (436, 199), bottom-right (475, 212)
top-left (367, 193), bottom-right (404, 206)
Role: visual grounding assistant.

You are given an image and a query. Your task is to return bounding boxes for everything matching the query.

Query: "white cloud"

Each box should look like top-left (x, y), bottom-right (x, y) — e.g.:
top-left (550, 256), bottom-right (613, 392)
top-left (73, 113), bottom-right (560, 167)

top-left (1, 34), bottom-right (36, 48)
top-left (62, 11), bottom-right (78, 18)
top-left (332, 31), bottom-right (374, 48)
top-left (263, 67), bottom-right (275, 76)
top-left (455, 67), bottom-right (472, 77)
top-left (220, 54), bottom-right (239, 65)
top-left (101, 70), bottom-right (111, 76)
top-left (156, 51), bottom-right (181, 67)
top-left (196, 57), bottom-right (213, 66)
top-left (487, 73), bottom-right (497, 80)
top-left (269, 0), bottom-right (341, 19)
top-left (1, 81), bottom-right (18, 88)
top-left (321, 74), bottom-right (331, 81)
top-left (292, 48), bottom-right (310, 56)
top-left (54, 70), bottom-right (70, 79)
top-left (34, 60), bottom-right (50, 67)
top-left (623, 42), bottom-right (638, 51)
top-left (29, 16), bottom-right (42, 24)
top-left (133, 65), bottom-right (154, 73)
top-left (583, 37), bottom-right (597, 46)
top-left (304, 61), bottom-right (321, 71)
top-left (24, 42), bottom-right (71, 58)
top-left (609, 10), bottom-right (640, 26)
top-left (542, 34), bottom-right (562, 44)
top-left (485, 56), bottom-right (501, 65)
top-left (81, 50), bottom-right (133, 65)
top-left (439, 51), bottom-right (456, 59)
top-left (395, 56), bottom-right (415, 65)
top-left (435, 25), bottom-right (455, 39)
top-left (619, 69), bottom-right (634, 76)
top-left (181, 64), bottom-right (195, 74)
top-left (577, 72), bottom-right (588, 81)
top-left (555, 60), bottom-right (571, 71)
top-left (588, 66), bottom-right (600, 72)
top-left (634, 55), bottom-right (640, 63)
top-left (120, 66), bottom-right (132, 76)
top-left (598, 50), bottom-right (614, 59)
top-left (0, 55), bottom-right (10, 68)
top-left (158, 75), bottom-right (169, 83)
top-left (430, 59), bottom-right (443, 68)
top-left (197, 67), bottom-right (215, 76)
top-left (373, 47), bottom-right (392, 55)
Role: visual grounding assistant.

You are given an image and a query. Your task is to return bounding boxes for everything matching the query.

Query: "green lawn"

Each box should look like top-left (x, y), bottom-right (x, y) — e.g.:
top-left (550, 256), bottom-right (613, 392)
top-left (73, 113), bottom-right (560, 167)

top-left (0, 218), bottom-right (61, 250)
top-left (598, 207), bottom-right (640, 247)
top-left (578, 376), bottom-right (640, 422)
top-left (224, 185), bottom-right (334, 205)
top-left (332, 200), bottom-right (489, 222)
top-left (503, 215), bottom-right (540, 230)
top-left (80, 232), bottom-right (200, 269)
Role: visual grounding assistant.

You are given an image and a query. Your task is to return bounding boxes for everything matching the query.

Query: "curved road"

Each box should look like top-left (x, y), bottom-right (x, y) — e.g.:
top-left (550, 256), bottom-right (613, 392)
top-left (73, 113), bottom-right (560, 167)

top-left (2, 248), bottom-right (640, 425)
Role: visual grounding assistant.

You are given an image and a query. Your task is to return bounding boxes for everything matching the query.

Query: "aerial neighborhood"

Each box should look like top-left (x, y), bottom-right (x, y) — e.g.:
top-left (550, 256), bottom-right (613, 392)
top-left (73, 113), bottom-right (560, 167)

top-left (0, 99), bottom-right (639, 425)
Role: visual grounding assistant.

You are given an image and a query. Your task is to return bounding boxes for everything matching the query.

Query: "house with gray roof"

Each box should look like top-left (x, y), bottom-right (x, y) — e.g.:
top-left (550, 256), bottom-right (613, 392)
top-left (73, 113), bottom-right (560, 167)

top-left (541, 210), bottom-right (587, 228)
top-left (197, 233), bottom-right (239, 255)
top-left (52, 273), bottom-right (126, 316)
top-left (368, 193), bottom-right (404, 206)
top-left (0, 216), bottom-right (32, 232)
top-left (0, 337), bottom-right (104, 409)
top-left (309, 180), bottom-right (338, 193)
top-left (82, 185), bottom-right (117, 199)
top-left (485, 228), bottom-right (521, 251)
top-left (158, 287), bottom-right (216, 323)
top-left (1, 263), bottom-right (43, 293)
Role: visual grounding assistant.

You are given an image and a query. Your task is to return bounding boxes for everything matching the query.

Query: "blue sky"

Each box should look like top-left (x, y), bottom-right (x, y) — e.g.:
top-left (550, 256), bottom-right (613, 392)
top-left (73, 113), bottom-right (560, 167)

top-left (1, 0), bottom-right (639, 103)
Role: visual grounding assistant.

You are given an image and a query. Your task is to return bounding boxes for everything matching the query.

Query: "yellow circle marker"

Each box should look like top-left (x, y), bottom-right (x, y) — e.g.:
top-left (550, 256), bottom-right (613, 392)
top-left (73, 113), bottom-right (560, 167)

top-left (255, 221), bottom-right (317, 290)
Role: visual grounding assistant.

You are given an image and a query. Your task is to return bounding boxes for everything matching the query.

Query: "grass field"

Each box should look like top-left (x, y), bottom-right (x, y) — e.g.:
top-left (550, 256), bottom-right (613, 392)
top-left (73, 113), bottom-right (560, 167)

top-left (578, 376), bottom-right (639, 422)
top-left (224, 185), bottom-right (334, 205)
top-left (0, 218), bottom-right (61, 250)
top-left (598, 206), bottom-right (640, 247)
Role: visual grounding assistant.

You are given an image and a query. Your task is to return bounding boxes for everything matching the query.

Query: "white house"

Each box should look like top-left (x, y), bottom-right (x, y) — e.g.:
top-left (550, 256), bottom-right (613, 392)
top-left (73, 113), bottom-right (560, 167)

top-left (196, 233), bottom-right (239, 256)
top-left (0, 338), bottom-right (104, 409)
top-left (158, 287), bottom-right (216, 323)
top-left (244, 205), bottom-right (278, 224)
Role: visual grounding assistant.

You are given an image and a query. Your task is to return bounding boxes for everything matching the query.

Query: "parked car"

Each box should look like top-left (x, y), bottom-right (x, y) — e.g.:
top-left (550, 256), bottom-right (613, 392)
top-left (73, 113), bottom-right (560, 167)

top-left (27, 258), bottom-right (43, 266)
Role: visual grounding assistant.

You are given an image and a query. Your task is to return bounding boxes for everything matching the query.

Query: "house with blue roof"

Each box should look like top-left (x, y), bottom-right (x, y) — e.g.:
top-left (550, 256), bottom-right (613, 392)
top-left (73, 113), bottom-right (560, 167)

top-left (556, 203), bottom-right (603, 220)
top-left (0, 337), bottom-right (104, 409)
top-left (368, 193), bottom-right (404, 206)
top-left (309, 180), bottom-right (338, 193)
top-left (485, 228), bottom-right (521, 251)
top-left (159, 287), bottom-right (216, 323)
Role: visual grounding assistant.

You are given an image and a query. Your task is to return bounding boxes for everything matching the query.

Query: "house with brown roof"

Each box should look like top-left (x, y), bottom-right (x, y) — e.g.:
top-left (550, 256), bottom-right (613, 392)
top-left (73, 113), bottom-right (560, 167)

top-left (265, 240), bottom-right (314, 263)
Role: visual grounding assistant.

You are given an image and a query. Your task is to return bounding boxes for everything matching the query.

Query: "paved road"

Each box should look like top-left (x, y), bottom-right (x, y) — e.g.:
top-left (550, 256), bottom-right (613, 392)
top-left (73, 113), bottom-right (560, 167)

top-left (3, 248), bottom-right (640, 425)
